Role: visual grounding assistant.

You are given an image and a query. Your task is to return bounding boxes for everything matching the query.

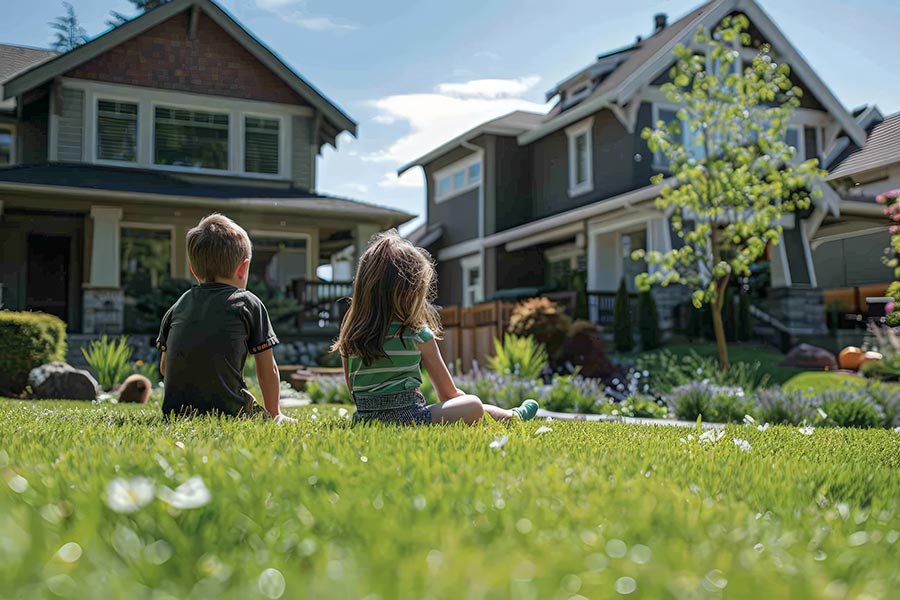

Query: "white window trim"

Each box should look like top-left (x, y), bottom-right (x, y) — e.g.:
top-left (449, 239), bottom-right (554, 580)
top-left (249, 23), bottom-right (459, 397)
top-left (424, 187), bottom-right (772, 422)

top-left (0, 123), bottom-right (15, 167)
top-left (566, 117), bottom-right (594, 197)
top-left (459, 253), bottom-right (484, 308)
top-left (544, 244), bottom-right (583, 270)
top-left (433, 153), bottom-right (482, 203)
top-left (67, 78), bottom-right (296, 181)
top-left (119, 222), bottom-right (177, 280)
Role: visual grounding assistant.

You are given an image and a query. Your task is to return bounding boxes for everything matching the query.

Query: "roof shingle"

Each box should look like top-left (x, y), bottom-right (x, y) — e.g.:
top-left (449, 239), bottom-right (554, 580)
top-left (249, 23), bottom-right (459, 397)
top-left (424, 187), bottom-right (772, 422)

top-left (828, 113), bottom-right (900, 180)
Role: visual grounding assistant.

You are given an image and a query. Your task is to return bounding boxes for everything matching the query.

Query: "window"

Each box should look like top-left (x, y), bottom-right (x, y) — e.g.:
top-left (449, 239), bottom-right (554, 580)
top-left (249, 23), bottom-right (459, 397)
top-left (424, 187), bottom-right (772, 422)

top-left (249, 235), bottom-right (307, 291)
top-left (244, 116), bottom-right (280, 175)
top-left (154, 106), bottom-right (229, 170)
top-left (97, 100), bottom-right (138, 162)
top-left (460, 255), bottom-right (483, 307)
top-left (434, 156), bottom-right (482, 202)
top-left (121, 227), bottom-right (172, 332)
top-left (566, 117), bottom-right (594, 196)
top-left (0, 127), bottom-right (12, 166)
top-left (652, 106), bottom-right (703, 169)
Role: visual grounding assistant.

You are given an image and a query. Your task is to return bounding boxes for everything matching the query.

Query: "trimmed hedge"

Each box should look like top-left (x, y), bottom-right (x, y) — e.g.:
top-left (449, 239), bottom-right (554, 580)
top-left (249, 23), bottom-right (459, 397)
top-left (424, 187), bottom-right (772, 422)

top-left (0, 311), bottom-right (67, 394)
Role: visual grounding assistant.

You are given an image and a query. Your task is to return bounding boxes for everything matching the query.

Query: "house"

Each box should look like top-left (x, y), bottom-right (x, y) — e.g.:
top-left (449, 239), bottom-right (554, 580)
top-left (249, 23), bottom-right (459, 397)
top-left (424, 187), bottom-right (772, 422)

top-left (0, 0), bottom-right (411, 334)
top-left (399, 0), bottom-right (891, 338)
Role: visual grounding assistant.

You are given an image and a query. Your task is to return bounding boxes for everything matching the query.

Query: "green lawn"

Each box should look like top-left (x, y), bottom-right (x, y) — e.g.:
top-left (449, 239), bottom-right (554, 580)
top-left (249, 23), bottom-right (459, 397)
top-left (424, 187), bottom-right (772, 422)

top-left (2, 400), bottom-right (899, 599)
top-left (783, 371), bottom-right (869, 395)
top-left (621, 343), bottom-right (807, 386)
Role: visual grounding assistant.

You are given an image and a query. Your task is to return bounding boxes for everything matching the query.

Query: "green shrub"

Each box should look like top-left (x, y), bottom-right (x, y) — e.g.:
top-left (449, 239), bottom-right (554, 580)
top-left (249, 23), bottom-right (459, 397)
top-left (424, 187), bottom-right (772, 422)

top-left (131, 278), bottom-right (194, 333)
top-left (558, 320), bottom-right (620, 380)
top-left (755, 388), bottom-right (819, 425)
top-left (737, 291), bottom-right (753, 341)
top-left (81, 335), bottom-right (134, 391)
top-left (306, 376), bottom-right (353, 404)
top-left (666, 382), bottom-right (751, 423)
top-left (487, 334), bottom-right (548, 380)
top-left (247, 280), bottom-right (302, 333)
top-left (0, 311), bottom-right (68, 394)
top-left (133, 359), bottom-right (162, 386)
top-left (638, 291), bottom-right (660, 351)
top-left (862, 384), bottom-right (900, 427)
top-left (613, 278), bottom-right (634, 352)
top-left (611, 395), bottom-right (668, 419)
top-left (507, 297), bottom-right (572, 361)
top-left (542, 374), bottom-right (588, 413)
top-left (821, 392), bottom-right (884, 428)
top-left (632, 350), bottom-right (768, 395)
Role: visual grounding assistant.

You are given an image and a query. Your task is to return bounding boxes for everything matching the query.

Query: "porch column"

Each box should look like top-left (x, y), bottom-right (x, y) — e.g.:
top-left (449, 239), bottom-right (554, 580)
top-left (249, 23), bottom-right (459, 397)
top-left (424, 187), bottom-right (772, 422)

top-left (83, 206), bottom-right (124, 334)
top-left (173, 224), bottom-right (189, 279)
top-left (308, 230), bottom-right (320, 281)
top-left (353, 222), bottom-right (381, 267)
top-left (587, 231), bottom-right (621, 293)
top-left (770, 235), bottom-right (792, 288)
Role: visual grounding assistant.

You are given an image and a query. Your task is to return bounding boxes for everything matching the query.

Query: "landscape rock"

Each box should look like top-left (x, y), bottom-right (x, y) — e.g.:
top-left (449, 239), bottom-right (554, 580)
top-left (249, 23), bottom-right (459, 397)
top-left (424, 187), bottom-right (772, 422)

top-left (28, 362), bottom-right (99, 401)
top-left (781, 344), bottom-right (838, 370)
top-left (117, 374), bottom-right (151, 404)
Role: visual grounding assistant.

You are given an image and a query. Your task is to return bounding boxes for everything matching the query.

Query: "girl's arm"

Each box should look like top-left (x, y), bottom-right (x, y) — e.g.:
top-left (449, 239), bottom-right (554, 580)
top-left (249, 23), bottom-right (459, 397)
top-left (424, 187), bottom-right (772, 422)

top-left (419, 339), bottom-right (464, 403)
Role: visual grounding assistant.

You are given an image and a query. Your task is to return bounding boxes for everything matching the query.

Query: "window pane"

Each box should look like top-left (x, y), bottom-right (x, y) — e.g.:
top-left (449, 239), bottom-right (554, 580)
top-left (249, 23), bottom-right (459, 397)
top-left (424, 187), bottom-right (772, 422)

top-left (0, 129), bottom-right (11, 165)
top-left (438, 176), bottom-right (451, 196)
top-left (468, 162), bottom-right (481, 183)
top-left (121, 227), bottom-right (171, 332)
top-left (785, 128), bottom-right (800, 152)
top-left (575, 133), bottom-right (588, 184)
top-left (244, 116), bottom-right (279, 175)
top-left (453, 169), bottom-right (465, 189)
top-left (154, 106), bottom-right (229, 170)
top-left (97, 100), bottom-right (137, 162)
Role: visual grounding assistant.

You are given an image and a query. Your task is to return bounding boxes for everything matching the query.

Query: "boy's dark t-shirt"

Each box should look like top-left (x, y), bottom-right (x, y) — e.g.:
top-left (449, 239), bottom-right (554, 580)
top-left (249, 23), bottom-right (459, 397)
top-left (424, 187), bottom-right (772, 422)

top-left (156, 282), bottom-right (279, 416)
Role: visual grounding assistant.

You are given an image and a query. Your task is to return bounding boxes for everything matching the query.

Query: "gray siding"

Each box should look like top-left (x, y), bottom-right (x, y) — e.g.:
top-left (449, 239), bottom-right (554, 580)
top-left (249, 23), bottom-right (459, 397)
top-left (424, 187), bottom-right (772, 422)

top-left (291, 116), bottom-right (313, 191)
top-left (493, 135), bottom-right (533, 233)
top-left (58, 88), bottom-right (84, 162)
top-left (813, 231), bottom-right (893, 288)
top-left (530, 109), bottom-right (638, 220)
top-left (435, 256), bottom-right (462, 307)
top-left (425, 145), bottom-right (482, 248)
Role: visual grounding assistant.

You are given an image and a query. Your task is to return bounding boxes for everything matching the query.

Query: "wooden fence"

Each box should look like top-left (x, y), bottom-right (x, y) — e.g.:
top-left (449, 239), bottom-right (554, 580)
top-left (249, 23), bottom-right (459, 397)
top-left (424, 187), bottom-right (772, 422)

top-left (438, 292), bottom-right (576, 372)
top-left (438, 302), bottom-right (515, 372)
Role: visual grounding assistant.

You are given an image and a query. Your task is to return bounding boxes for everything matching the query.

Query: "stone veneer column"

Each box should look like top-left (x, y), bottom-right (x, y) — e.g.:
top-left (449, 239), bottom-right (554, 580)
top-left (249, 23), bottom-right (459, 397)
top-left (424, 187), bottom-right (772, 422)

top-left (83, 206), bottom-right (124, 334)
top-left (354, 223), bottom-right (381, 267)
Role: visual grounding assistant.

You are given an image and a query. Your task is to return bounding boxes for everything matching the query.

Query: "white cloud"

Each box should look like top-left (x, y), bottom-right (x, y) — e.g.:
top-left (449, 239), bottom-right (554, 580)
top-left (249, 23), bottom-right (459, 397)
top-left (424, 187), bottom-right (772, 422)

top-left (343, 182), bottom-right (370, 194)
top-left (254, 0), bottom-right (357, 32)
top-left (364, 76), bottom-right (547, 166)
top-left (436, 75), bottom-right (540, 100)
top-left (378, 171), bottom-right (423, 189)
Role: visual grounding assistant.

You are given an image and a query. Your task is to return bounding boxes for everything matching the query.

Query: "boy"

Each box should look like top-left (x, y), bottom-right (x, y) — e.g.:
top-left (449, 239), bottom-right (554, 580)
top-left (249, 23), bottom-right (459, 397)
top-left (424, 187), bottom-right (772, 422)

top-left (157, 213), bottom-right (294, 423)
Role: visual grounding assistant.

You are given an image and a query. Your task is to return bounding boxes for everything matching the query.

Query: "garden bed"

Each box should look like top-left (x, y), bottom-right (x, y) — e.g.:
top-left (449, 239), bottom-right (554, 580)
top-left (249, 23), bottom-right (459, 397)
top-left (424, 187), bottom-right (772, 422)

top-left (1, 399), bottom-right (898, 598)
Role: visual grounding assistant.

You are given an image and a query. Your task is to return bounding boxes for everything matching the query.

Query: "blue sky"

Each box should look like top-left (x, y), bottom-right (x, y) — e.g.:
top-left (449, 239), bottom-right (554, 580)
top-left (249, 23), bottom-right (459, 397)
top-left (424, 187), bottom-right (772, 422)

top-left (7, 0), bottom-right (900, 232)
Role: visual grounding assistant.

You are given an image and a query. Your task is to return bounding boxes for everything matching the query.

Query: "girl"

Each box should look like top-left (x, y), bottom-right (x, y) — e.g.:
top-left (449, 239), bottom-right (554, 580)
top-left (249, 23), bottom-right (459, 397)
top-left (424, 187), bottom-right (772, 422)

top-left (332, 230), bottom-right (539, 426)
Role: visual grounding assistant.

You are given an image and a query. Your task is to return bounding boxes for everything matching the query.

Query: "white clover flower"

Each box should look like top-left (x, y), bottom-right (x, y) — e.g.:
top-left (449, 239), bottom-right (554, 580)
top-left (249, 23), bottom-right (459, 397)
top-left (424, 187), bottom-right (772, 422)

top-left (733, 438), bottom-right (752, 452)
top-left (757, 423), bottom-right (770, 432)
top-left (158, 476), bottom-right (211, 510)
top-left (894, 426), bottom-right (900, 433)
top-left (489, 436), bottom-right (509, 449)
top-left (337, 407), bottom-right (349, 418)
top-left (698, 429), bottom-right (725, 445)
top-left (106, 477), bottom-right (155, 513)
top-left (798, 426), bottom-right (814, 436)
top-left (742, 414), bottom-right (755, 426)
top-left (534, 426), bottom-right (553, 436)
top-left (817, 408), bottom-right (828, 420)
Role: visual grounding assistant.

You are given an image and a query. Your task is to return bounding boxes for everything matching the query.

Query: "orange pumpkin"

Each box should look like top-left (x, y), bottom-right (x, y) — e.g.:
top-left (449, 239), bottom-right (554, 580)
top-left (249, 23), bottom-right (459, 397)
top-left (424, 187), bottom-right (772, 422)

top-left (838, 346), bottom-right (864, 370)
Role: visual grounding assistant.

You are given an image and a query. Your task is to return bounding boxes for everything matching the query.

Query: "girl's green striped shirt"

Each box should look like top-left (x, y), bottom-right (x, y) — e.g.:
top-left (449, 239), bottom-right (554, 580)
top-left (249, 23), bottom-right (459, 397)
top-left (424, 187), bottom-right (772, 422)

top-left (346, 322), bottom-right (434, 397)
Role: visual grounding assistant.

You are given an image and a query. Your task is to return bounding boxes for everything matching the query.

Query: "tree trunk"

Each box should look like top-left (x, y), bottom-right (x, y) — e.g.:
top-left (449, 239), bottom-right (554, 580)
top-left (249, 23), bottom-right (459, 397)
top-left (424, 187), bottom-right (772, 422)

top-left (711, 295), bottom-right (730, 371)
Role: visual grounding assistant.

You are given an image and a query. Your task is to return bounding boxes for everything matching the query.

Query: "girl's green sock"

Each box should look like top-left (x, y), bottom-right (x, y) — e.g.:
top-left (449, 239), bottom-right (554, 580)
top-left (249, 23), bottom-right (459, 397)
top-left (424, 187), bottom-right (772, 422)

top-left (512, 399), bottom-right (539, 422)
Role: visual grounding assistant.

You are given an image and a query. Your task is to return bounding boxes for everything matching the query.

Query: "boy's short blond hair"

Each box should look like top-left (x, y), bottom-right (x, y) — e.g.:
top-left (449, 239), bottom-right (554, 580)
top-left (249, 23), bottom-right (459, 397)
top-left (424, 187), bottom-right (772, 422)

top-left (186, 214), bottom-right (252, 282)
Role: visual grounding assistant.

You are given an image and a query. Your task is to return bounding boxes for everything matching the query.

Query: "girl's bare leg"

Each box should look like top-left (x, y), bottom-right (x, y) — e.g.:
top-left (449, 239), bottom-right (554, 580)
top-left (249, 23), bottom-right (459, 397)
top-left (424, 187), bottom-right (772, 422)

top-left (428, 395), bottom-right (518, 424)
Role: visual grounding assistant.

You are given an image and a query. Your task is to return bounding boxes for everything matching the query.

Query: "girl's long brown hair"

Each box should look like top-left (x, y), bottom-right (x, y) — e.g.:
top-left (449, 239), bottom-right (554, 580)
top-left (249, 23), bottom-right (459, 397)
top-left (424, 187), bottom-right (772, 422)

top-left (331, 229), bottom-right (443, 365)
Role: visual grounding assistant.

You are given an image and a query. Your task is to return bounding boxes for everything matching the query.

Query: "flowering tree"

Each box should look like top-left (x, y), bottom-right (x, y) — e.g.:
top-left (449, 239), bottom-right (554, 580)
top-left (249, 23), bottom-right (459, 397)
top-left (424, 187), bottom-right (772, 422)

top-left (634, 15), bottom-right (826, 369)
top-left (878, 190), bottom-right (900, 276)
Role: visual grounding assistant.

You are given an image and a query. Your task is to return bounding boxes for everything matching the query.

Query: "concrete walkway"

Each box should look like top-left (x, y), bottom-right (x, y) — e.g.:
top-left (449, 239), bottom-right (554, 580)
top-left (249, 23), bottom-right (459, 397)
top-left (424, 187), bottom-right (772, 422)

top-left (536, 409), bottom-right (725, 429)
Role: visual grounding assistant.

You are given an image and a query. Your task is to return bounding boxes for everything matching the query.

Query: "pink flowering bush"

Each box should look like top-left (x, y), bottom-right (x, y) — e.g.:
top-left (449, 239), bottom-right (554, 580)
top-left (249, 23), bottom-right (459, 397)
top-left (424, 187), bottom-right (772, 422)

top-left (877, 189), bottom-right (900, 274)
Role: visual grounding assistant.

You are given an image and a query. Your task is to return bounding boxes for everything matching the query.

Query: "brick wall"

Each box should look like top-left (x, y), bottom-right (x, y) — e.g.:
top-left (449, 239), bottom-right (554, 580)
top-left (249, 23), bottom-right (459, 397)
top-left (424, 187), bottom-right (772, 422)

top-left (66, 9), bottom-right (306, 106)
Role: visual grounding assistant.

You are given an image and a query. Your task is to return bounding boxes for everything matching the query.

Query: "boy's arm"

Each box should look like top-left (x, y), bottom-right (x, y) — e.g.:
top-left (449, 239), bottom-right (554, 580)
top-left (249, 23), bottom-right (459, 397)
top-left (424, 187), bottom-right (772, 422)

top-left (160, 351), bottom-right (167, 376)
top-left (419, 339), bottom-right (464, 403)
top-left (254, 349), bottom-right (283, 419)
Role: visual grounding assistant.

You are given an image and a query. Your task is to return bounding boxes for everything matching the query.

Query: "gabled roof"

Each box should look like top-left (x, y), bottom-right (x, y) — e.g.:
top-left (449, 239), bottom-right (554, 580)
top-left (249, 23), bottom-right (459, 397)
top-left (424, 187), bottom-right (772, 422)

top-left (827, 113), bottom-right (900, 181)
top-left (0, 163), bottom-right (412, 225)
top-left (518, 0), bottom-right (866, 148)
top-left (0, 43), bottom-right (59, 111)
top-left (2, 0), bottom-right (356, 141)
top-left (397, 110), bottom-right (544, 175)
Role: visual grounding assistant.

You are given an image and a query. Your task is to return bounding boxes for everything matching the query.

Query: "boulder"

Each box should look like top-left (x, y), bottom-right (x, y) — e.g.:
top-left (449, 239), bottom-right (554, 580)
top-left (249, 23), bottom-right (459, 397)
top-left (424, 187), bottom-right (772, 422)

top-left (27, 362), bottom-right (99, 401)
top-left (117, 374), bottom-right (151, 404)
top-left (781, 344), bottom-right (838, 370)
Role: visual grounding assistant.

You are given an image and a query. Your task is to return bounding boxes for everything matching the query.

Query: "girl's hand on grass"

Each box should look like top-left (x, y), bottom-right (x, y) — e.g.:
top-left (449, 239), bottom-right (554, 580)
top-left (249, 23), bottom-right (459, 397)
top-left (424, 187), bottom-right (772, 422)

top-left (273, 414), bottom-right (297, 425)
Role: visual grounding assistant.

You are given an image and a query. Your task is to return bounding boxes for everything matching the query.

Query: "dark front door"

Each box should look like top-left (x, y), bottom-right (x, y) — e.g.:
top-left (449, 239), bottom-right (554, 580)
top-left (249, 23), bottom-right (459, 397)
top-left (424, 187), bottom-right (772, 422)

top-left (26, 234), bottom-right (71, 321)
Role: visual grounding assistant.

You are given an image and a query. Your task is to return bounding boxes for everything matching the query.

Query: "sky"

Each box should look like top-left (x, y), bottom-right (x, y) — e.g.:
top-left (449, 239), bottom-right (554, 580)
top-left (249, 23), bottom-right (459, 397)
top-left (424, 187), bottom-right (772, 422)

top-left (6, 0), bottom-right (900, 233)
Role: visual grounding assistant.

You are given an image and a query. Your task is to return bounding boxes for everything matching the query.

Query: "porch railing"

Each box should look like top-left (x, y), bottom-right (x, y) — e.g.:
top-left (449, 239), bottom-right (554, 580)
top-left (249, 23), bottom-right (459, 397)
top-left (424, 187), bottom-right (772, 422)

top-left (586, 290), bottom-right (640, 330)
top-left (290, 279), bottom-right (354, 328)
